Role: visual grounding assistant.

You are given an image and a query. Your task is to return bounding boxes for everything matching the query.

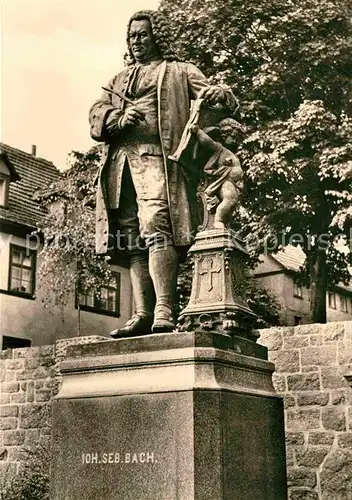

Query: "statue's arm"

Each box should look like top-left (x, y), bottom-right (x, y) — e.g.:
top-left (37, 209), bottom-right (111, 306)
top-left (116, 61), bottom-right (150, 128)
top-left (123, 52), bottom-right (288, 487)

top-left (185, 63), bottom-right (238, 111)
top-left (190, 125), bottom-right (222, 153)
top-left (89, 76), bottom-right (123, 142)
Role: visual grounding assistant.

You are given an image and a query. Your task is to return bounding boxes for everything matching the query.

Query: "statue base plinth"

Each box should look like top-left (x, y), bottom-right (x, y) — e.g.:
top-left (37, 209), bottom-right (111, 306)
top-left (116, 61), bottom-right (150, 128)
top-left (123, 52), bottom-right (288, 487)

top-left (50, 332), bottom-right (287, 499)
top-left (178, 229), bottom-right (257, 338)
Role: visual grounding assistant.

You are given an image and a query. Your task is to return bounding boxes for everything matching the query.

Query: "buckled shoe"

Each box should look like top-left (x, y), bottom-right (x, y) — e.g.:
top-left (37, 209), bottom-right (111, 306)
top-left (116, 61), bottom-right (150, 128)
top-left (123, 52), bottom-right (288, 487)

top-left (110, 314), bottom-right (153, 338)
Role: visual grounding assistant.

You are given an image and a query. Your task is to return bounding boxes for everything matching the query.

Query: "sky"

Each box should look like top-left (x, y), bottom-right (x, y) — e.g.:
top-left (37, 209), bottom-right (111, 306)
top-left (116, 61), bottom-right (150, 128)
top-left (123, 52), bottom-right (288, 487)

top-left (0, 0), bottom-right (160, 170)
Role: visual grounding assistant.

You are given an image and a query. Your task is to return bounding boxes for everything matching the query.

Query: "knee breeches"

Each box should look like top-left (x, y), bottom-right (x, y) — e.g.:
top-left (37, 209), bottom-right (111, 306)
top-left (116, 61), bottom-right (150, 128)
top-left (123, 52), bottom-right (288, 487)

top-left (110, 159), bottom-right (173, 251)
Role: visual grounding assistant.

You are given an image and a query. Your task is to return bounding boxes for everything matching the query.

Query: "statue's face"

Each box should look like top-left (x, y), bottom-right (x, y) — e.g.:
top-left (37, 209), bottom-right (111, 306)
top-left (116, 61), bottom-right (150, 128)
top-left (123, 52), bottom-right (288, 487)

top-left (129, 19), bottom-right (158, 63)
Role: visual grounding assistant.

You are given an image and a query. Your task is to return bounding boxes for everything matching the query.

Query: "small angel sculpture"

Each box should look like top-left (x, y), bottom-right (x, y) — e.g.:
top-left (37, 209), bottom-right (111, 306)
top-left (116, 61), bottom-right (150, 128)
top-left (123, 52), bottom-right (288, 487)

top-left (190, 121), bottom-right (244, 229)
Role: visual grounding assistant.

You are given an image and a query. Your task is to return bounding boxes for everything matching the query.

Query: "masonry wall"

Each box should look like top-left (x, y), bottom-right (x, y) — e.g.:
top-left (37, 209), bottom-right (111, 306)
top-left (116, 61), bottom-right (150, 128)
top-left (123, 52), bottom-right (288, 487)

top-left (1, 323), bottom-right (352, 499)
top-left (0, 344), bottom-right (55, 479)
top-left (0, 336), bottom-right (107, 479)
top-left (260, 321), bottom-right (352, 500)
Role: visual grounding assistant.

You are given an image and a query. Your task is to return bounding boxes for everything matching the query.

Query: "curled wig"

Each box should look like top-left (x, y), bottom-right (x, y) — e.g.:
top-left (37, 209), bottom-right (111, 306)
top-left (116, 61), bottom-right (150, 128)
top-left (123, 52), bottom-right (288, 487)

top-left (126, 10), bottom-right (179, 63)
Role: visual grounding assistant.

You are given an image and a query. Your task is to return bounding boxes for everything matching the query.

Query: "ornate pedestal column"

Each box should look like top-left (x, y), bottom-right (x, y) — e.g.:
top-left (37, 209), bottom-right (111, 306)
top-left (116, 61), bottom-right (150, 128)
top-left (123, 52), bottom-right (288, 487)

top-left (178, 228), bottom-right (258, 340)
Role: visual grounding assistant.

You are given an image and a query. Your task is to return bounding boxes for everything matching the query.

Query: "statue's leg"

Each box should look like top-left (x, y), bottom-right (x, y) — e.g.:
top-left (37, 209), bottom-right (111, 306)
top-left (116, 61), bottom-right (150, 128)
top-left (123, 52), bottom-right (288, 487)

top-left (109, 164), bottom-right (155, 338)
top-left (128, 152), bottom-right (178, 333)
top-left (214, 181), bottom-right (238, 228)
top-left (110, 254), bottom-right (155, 338)
top-left (138, 199), bottom-right (178, 333)
top-left (214, 198), bottom-right (231, 229)
top-left (148, 241), bottom-right (178, 333)
top-left (129, 251), bottom-right (155, 320)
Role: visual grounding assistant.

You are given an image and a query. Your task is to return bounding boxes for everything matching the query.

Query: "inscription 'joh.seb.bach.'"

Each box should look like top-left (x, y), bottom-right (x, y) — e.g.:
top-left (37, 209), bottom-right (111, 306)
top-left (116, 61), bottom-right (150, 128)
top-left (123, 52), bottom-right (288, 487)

top-left (82, 451), bottom-right (157, 465)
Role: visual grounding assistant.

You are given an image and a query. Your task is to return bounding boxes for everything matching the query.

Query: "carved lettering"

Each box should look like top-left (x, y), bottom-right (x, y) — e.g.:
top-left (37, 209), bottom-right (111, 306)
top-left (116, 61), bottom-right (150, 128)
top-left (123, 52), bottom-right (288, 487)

top-left (82, 451), bottom-right (157, 465)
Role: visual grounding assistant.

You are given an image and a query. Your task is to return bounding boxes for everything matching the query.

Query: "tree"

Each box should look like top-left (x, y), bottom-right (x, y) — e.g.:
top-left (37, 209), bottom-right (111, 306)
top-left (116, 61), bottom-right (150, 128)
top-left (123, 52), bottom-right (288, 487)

top-left (0, 444), bottom-right (50, 500)
top-left (160, 0), bottom-right (352, 322)
top-left (245, 278), bottom-right (281, 328)
top-left (36, 146), bottom-right (111, 335)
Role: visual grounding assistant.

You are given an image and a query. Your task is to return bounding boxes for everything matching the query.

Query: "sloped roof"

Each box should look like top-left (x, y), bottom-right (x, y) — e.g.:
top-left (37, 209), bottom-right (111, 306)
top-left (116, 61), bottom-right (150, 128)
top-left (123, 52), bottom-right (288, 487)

top-left (0, 143), bottom-right (61, 229)
top-left (0, 149), bottom-right (21, 181)
top-left (270, 245), bottom-right (352, 294)
top-left (271, 245), bottom-right (306, 272)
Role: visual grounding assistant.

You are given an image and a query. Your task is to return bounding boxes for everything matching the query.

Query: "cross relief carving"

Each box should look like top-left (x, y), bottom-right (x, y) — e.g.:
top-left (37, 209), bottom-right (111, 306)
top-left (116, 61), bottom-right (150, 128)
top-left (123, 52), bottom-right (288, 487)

top-left (199, 256), bottom-right (221, 292)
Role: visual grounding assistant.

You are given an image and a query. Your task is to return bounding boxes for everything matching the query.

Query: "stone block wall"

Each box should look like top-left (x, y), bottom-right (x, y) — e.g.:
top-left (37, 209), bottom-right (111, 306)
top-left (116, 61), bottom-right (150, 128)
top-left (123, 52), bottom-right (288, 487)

top-left (0, 336), bottom-right (107, 478)
top-left (1, 324), bottom-right (352, 499)
top-left (260, 321), bottom-right (352, 500)
top-left (0, 344), bottom-right (55, 478)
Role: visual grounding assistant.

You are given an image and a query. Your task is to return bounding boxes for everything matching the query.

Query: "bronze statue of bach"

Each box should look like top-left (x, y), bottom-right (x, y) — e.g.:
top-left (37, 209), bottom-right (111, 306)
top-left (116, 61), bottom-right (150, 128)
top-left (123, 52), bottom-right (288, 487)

top-left (89, 10), bottom-right (237, 337)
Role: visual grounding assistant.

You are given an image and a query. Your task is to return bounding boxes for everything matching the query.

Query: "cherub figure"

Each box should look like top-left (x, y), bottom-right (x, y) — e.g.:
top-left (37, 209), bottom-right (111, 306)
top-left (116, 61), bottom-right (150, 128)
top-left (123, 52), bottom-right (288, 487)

top-left (190, 121), bottom-right (244, 229)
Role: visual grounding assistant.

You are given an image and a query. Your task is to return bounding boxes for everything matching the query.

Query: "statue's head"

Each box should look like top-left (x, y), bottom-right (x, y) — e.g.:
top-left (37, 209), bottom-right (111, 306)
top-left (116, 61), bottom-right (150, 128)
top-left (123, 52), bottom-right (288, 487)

top-left (127, 10), bottom-right (178, 63)
top-left (218, 118), bottom-right (246, 151)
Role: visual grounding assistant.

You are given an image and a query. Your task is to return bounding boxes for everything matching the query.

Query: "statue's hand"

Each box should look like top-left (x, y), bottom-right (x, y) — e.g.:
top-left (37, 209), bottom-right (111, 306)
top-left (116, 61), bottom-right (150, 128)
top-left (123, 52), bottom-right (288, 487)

top-left (105, 109), bottom-right (122, 136)
top-left (189, 124), bottom-right (199, 134)
top-left (119, 106), bottom-right (144, 129)
top-left (198, 86), bottom-right (225, 106)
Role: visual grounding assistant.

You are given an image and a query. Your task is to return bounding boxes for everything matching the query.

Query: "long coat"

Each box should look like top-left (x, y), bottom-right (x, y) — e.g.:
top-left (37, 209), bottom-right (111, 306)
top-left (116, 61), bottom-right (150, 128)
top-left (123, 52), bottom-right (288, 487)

top-left (89, 60), bottom-right (236, 255)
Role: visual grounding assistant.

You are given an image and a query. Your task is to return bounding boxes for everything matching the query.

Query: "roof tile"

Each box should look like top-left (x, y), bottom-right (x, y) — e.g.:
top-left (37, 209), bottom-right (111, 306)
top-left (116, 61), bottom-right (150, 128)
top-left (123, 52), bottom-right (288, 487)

top-left (272, 245), bottom-right (352, 294)
top-left (0, 143), bottom-right (61, 229)
top-left (272, 245), bottom-right (306, 272)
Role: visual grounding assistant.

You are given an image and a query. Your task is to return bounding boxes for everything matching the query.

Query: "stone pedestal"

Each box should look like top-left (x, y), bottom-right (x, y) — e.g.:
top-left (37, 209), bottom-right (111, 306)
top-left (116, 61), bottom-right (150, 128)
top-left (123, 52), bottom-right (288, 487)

top-left (50, 332), bottom-right (287, 499)
top-left (178, 229), bottom-right (258, 338)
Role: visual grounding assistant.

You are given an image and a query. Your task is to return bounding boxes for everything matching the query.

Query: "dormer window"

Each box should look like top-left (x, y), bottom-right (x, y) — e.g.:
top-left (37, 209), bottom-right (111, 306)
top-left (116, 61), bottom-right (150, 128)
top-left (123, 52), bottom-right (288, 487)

top-left (0, 174), bottom-right (9, 207)
top-left (0, 149), bottom-right (21, 207)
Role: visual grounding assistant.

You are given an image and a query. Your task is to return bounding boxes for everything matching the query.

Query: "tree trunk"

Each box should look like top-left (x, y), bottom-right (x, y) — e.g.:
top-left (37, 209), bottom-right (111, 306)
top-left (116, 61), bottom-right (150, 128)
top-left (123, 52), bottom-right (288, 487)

top-left (309, 248), bottom-right (328, 323)
top-left (77, 302), bottom-right (81, 337)
top-left (60, 304), bottom-right (65, 326)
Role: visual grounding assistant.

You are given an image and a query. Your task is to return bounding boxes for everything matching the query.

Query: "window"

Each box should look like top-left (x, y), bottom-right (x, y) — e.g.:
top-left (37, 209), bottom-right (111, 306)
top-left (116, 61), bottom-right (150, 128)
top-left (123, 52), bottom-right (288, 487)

top-left (78, 273), bottom-right (121, 317)
top-left (294, 316), bottom-right (302, 326)
top-left (293, 283), bottom-right (303, 299)
top-left (8, 245), bottom-right (36, 297)
top-left (2, 336), bottom-right (31, 349)
top-left (328, 292), bottom-right (336, 309)
top-left (0, 175), bottom-right (9, 207)
top-left (340, 296), bottom-right (348, 313)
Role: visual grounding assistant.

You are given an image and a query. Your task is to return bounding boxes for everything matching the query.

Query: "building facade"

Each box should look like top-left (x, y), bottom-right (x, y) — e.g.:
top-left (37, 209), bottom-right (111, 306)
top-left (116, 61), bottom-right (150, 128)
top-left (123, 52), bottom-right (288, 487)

top-left (0, 143), bottom-right (132, 348)
top-left (253, 245), bottom-right (352, 325)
